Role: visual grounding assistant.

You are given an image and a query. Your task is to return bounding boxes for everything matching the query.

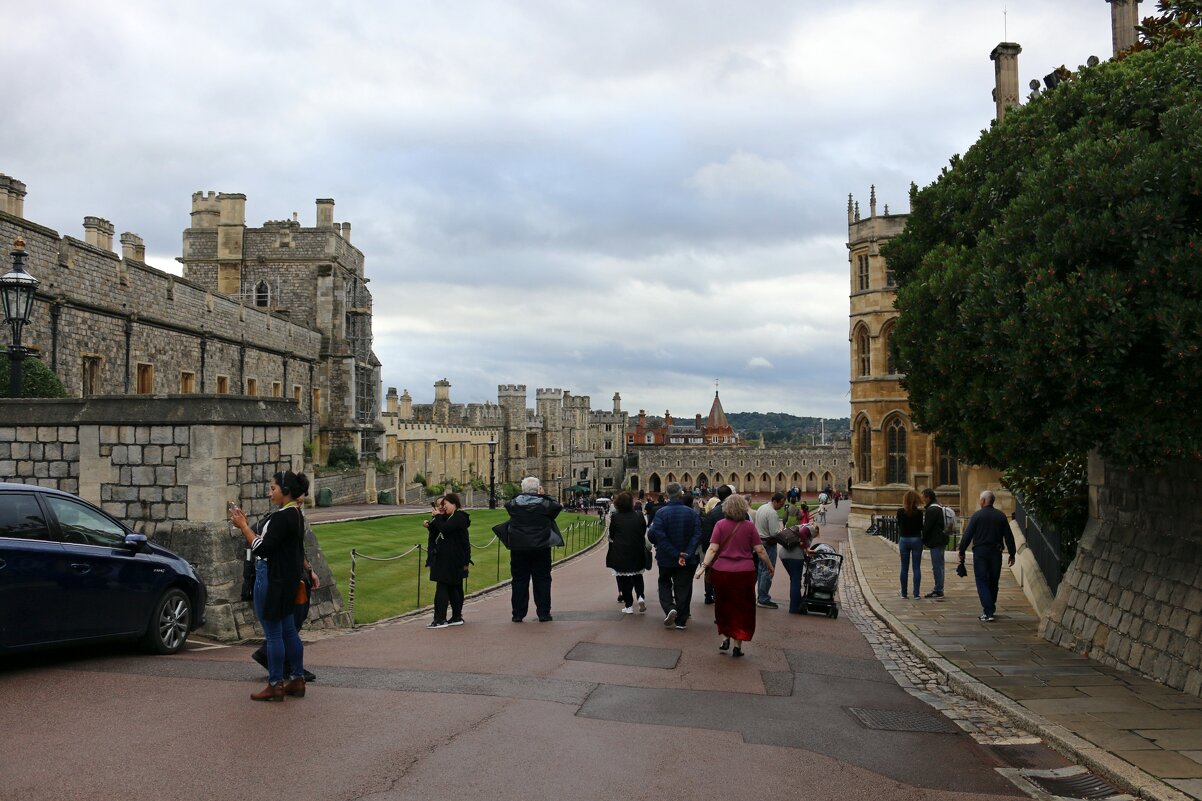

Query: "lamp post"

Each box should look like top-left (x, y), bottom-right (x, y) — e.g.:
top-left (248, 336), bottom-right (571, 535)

top-left (487, 436), bottom-right (497, 509)
top-left (1, 238), bottom-right (39, 398)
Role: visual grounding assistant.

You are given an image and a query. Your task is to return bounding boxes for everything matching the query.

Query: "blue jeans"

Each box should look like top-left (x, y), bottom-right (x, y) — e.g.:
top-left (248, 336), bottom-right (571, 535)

top-left (898, 536), bottom-right (923, 597)
top-left (781, 558), bottom-right (805, 612)
top-left (253, 560), bottom-right (304, 684)
top-left (928, 547), bottom-right (945, 594)
top-left (972, 547), bottom-right (1003, 617)
top-left (756, 542), bottom-right (778, 604)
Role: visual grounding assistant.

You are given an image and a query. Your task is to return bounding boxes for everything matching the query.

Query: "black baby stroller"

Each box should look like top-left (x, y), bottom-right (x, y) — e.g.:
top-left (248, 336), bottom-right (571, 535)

top-left (798, 544), bottom-right (843, 618)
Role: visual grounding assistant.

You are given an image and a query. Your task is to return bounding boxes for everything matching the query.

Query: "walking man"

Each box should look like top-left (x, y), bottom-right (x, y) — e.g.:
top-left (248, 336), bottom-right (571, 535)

top-left (504, 477), bottom-right (563, 623)
top-left (921, 488), bottom-right (948, 599)
top-left (754, 492), bottom-right (786, 608)
top-left (957, 490), bottom-right (1016, 622)
top-left (646, 483), bottom-right (703, 630)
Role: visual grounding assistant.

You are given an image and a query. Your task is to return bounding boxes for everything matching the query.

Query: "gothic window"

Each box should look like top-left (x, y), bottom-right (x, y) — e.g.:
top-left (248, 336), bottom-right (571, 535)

top-left (857, 254), bottom-right (870, 291)
top-left (938, 449), bottom-right (959, 487)
top-left (81, 356), bottom-right (101, 397)
top-left (855, 325), bottom-right (871, 377)
top-left (179, 371), bottom-right (196, 393)
top-left (135, 363), bottom-right (154, 395)
top-left (885, 416), bottom-right (908, 484)
top-left (255, 281), bottom-right (270, 307)
top-left (856, 420), bottom-right (871, 483)
top-left (885, 260), bottom-right (896, 287)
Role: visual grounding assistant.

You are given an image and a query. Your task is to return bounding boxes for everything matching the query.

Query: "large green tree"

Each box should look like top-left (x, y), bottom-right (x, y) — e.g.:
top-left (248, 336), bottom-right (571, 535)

top-left (885, 34), bottom-right (1202, 475)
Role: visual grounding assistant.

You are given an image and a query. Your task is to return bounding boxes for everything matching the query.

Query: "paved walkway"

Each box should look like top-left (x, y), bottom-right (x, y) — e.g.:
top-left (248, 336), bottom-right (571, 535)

top-left (850, 529), bottom-right (1202, 801)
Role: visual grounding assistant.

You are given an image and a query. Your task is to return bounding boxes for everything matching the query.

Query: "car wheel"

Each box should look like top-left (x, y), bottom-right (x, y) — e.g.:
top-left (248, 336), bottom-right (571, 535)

top-left (143, 588), bottom-right (191, 654)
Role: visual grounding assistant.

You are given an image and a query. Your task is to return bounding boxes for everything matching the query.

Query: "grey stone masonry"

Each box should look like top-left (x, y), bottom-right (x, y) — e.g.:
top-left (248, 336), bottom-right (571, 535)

top-left (0, 396), bottom-right (350, 641)
top-left (1040, 453), bottom-right (1202, 698)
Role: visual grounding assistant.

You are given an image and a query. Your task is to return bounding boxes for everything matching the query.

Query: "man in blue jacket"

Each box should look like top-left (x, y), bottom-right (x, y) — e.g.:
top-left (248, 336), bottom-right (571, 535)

top-left (957, 490), bottom-right (1016, 622)
top-left (647, 482), bottom-right (703, 630)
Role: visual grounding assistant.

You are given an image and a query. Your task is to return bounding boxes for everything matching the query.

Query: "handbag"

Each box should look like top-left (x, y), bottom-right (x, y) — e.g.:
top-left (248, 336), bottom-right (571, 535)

top-left (492, 520), bottom-right (511, 548)
top-left (294, 579), bottom-right (308, 605)
top-left (776, 525), bottom-right (802, 550)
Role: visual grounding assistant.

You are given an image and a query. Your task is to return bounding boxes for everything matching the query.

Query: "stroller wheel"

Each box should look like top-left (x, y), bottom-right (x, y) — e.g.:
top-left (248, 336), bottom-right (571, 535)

top-left (798, 603), bottom-right (808, 615)
top-left (828, 606), bottom-right (839, 619)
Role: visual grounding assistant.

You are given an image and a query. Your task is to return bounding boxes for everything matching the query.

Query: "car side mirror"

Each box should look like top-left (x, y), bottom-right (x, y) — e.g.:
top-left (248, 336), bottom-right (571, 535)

top-left (123, 533), bottom-right (149, 551)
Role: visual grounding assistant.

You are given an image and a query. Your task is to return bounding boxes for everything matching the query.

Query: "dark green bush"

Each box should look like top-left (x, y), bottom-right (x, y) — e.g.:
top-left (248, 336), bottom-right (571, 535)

top-left (0, 356), bottom-right (67, 398)
top-left (325, 444), bottom-right (359, 470)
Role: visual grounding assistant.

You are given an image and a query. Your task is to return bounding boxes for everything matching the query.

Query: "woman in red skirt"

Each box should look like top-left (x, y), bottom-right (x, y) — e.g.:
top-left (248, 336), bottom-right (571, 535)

top-left (695, 494), bottom-right (774, 657)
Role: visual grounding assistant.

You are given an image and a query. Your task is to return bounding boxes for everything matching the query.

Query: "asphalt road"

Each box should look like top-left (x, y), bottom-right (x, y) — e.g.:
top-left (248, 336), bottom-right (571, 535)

top-left (1, 504), bottom-right (1035, 801)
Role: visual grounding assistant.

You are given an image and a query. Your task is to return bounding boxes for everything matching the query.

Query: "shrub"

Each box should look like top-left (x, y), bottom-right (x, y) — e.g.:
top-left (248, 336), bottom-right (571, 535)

top-left (0, 356), bottom-right (67, 398)
top-left (326, 444), bottom-right (359, 470)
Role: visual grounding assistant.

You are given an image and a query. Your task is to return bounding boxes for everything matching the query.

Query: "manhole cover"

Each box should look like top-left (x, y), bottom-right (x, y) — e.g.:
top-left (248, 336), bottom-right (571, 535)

top-left (549, 610), bottom-right (625, 621)
top-left (847, 707), bottom-right (959, 733)
top-left (1023, 767), bottom-right (1127, 800)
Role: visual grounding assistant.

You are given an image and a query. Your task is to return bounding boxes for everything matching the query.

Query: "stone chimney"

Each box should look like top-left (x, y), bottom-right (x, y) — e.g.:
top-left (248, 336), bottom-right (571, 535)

top-left (990, 42), bottom-right (1023, 122)
top-left (1108, 0), bottom-right (1140, 56)
top-left (386, 387), bottom-right (398, 414)
top-left (338, 221), bottom-right (352, 243)
top-left (120, 232), bottom-right (146, 262)
top-left (612, 392), bottom-right (621, 414)
top-left (400, 389), bottom-right (413, 420)
top-left (83, 216), bottom-right (115, 251)
top-left (0, 174), bottom-right (27, 218)
top-left (315, 198), bottom-right (335, 228)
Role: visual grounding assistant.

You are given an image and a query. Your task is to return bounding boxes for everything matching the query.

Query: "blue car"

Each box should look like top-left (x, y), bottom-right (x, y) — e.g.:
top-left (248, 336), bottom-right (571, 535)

top-left (0, 483), bottom-right (207, 654)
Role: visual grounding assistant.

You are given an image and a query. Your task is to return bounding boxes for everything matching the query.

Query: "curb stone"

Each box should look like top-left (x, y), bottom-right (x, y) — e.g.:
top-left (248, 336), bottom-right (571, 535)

top-left (847, 532), bottom-right (1192, 801)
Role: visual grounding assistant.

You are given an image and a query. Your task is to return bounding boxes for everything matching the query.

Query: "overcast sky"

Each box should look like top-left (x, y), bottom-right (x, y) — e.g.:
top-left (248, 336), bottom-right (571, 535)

top-left (3, 1), bottom-right (1114, 420)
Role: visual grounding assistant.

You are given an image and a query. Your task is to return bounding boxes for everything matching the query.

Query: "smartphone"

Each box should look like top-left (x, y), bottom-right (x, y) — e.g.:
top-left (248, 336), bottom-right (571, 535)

top-left (227, 501), bottom-right (237, 514)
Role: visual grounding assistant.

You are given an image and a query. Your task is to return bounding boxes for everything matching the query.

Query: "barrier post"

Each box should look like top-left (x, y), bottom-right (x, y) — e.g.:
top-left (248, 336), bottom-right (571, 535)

top-left (416, 544), bottom-right (422, 608)
top-left (349, 549), bottom-right (358, 624)
top-left (496, 537), bottom-right (501, 583)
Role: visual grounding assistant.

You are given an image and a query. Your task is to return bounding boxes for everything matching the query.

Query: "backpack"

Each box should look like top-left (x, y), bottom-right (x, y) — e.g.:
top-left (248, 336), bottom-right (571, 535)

top-left (941, 504), bottom-right (957, 536)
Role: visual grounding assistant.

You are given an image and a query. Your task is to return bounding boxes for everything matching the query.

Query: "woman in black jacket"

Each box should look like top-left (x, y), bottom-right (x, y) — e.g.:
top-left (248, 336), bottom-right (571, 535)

top-left (425, 493), bottom-right (472, 629)
top-left (606, 492), bottom-right (649, 613)
top-left (230, 470), bottom-right (309, 702)
top-left (896, 489), bottom-right (925, 599)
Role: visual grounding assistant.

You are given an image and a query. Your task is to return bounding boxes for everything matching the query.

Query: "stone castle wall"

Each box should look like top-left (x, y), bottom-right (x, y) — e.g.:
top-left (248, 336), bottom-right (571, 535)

top-left (1040, 454), bottom-right (1202, 698)
top-left (0, 397), bottom-right (350, 640)
top-left (629, 444), bottom-right (852, 494)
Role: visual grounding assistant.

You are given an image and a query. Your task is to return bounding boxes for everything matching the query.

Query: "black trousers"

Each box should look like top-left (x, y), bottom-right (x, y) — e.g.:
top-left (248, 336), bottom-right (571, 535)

top-left (433, 580), bottom-right (464, 623)
top-left (658, 562), bottom-right (694, 622)
top-left (615, 574), bottom-right (646, 606)
top-left (511, 548), bottom-right (552, 619)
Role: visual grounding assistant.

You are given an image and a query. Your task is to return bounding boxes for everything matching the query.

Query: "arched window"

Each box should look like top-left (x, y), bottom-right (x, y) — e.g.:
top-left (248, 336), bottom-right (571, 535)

top-left (886, 416), bottom-right (908, 484)
top-left (882, 322), bottom-right (897, 375)
top-left (938, 449), bottom-right (959, 487)
top-left (855, 325), bottom-right (871, 377)
top-left (856, 420), bottom-right (872, 483)
top-left (255, 281), bottom-right (270, 307)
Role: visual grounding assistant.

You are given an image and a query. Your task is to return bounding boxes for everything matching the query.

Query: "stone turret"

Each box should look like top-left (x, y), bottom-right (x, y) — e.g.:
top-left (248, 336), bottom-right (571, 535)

top-left (613, 392), bottom-right (621, 413)
top-left (190, 191), bottom-right (220, 229)
top-left (0, 174), bottom-right (27, 218)
top-left (990, 42), bottom-right (1022, 122)
top-left (433, 378), bottom-right (452, 425)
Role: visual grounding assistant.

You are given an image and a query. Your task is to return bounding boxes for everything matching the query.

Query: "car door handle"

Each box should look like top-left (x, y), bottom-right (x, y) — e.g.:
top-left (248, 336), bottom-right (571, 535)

top-left (70, 563), bottom-right (92, 574)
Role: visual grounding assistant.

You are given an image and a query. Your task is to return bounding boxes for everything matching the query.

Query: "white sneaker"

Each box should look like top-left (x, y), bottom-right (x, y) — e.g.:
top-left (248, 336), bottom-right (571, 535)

top-left (664, 609), bottom-right (678, 627)
top-left (637, 598), bottom-right (646, 613)
top-left (622, 606), bottom-right (634, 615)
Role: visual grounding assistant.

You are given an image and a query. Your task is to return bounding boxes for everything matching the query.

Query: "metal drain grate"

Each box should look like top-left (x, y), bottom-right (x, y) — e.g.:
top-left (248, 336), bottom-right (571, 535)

top-left (1021, 767), bottom-right (1128, 800)
top-left (847, 707), bottom-right (960, 733)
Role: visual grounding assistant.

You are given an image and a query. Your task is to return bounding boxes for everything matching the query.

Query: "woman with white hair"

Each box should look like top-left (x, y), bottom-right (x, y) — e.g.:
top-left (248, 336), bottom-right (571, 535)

top-left (694, 494), bottom-right (774, 658)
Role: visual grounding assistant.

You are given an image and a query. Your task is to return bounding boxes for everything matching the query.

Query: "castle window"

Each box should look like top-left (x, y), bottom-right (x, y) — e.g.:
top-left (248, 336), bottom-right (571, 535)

top-left (938, 449), bottom-right (959, 487)
top-left (81, 356), bottom-right (101, 397)
top-left (857, 254), bottom-right (870, 291)
top-left (255, 281), bottom-right (270, 308)
top-left (136, 363), bottom-right (154, 395)
top-left (856, 326), bottom-right (871, 377)
top-left (605, 424), bottom-right (612, 432)
top-left (217, 375), bottom-right (229, 394)
top-left (179, 371), bottom-right (196, 393)
top-left (645, 434), bottom-right (653, 444)
top-left (605, 458), bottom-right (612, 467)
top-left (293, 385), bottom-right (302, 402)
top-left (272, 382), bottom-right (282, 397)
top-left (855, 421), bottom-right (871, 483)
top-left (885, 260), bottom-right (896, 287)
top-left (526, 433), bottom-right (539, 458)
top-left (246, 378), bottom-right (258, 396)
top-left (885, 416), bottom-right (907, 484)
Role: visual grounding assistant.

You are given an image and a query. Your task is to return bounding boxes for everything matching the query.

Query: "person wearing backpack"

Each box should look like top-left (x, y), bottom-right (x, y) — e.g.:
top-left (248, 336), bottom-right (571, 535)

top-left (920, 488), bottom-right (951, 599)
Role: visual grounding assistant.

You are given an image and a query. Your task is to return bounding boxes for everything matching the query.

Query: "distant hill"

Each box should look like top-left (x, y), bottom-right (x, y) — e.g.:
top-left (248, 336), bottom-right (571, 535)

top-left (727, 412), bottom-right (850, 447)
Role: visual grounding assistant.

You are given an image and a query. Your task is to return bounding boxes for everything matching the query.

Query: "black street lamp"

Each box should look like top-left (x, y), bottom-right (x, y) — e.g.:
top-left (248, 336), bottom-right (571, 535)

top-left (487, 436), bottom-right (497, 509)
top-left (1, 238), bottom-right (39, 398)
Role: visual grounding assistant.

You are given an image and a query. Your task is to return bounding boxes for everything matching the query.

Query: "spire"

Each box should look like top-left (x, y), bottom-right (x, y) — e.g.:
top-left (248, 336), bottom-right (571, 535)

top-left (706, 390), bottom-right (731, 432)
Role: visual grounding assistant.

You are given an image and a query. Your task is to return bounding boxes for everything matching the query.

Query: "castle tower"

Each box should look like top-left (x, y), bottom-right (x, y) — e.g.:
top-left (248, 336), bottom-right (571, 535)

top-left (498, 384), bottom-right (528, 483)
top-left (180, 189), bottom-right (382, 457)
top-left (613, 392), bottom-right (621, 413)
top-left (433, 378), bottom-right (452, 425)
top-left (536, 388), bottom-right (565, 494)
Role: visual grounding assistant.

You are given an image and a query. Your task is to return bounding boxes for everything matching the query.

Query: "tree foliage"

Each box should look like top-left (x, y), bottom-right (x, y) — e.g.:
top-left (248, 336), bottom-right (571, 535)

top-left (0, 356), bottom-right (67, 398)
top-left (885, 38), bottom-right (1202, 473)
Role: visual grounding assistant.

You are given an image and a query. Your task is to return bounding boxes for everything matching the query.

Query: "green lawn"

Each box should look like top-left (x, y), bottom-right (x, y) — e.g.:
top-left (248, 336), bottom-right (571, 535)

top-left (314, 510), bottom-right (604, 624)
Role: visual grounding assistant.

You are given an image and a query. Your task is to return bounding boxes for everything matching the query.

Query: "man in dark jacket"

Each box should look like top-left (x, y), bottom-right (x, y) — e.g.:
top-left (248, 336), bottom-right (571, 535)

top-left (646, 483), bottom-right (703, 630)
top-left (957, 490), bottom-right (1016, 622)
top-left (921, 488), bottom-right (949, 599)
top-left (504, 476), bottom-right (563, 623)
top-left (699, 484), bottom-right (732, 604)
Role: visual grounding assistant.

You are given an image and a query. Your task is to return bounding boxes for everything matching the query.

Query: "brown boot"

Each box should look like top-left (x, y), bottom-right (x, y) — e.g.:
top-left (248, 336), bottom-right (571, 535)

top-left (250, 682), bottom-right (285, 702)
top-left (282, 677), bottom-right (306, 698)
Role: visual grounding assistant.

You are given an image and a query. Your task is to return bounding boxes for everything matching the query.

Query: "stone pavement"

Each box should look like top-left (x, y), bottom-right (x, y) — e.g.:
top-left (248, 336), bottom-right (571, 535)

top-left (849, 529), bottom-right (1202, 801)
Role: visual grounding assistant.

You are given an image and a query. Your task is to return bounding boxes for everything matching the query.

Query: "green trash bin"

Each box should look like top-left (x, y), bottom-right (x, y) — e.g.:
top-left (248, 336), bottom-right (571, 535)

top-left (316, 487), bottom-right (333, 507)
top-left (377, 489), bottom-right (394, 505)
